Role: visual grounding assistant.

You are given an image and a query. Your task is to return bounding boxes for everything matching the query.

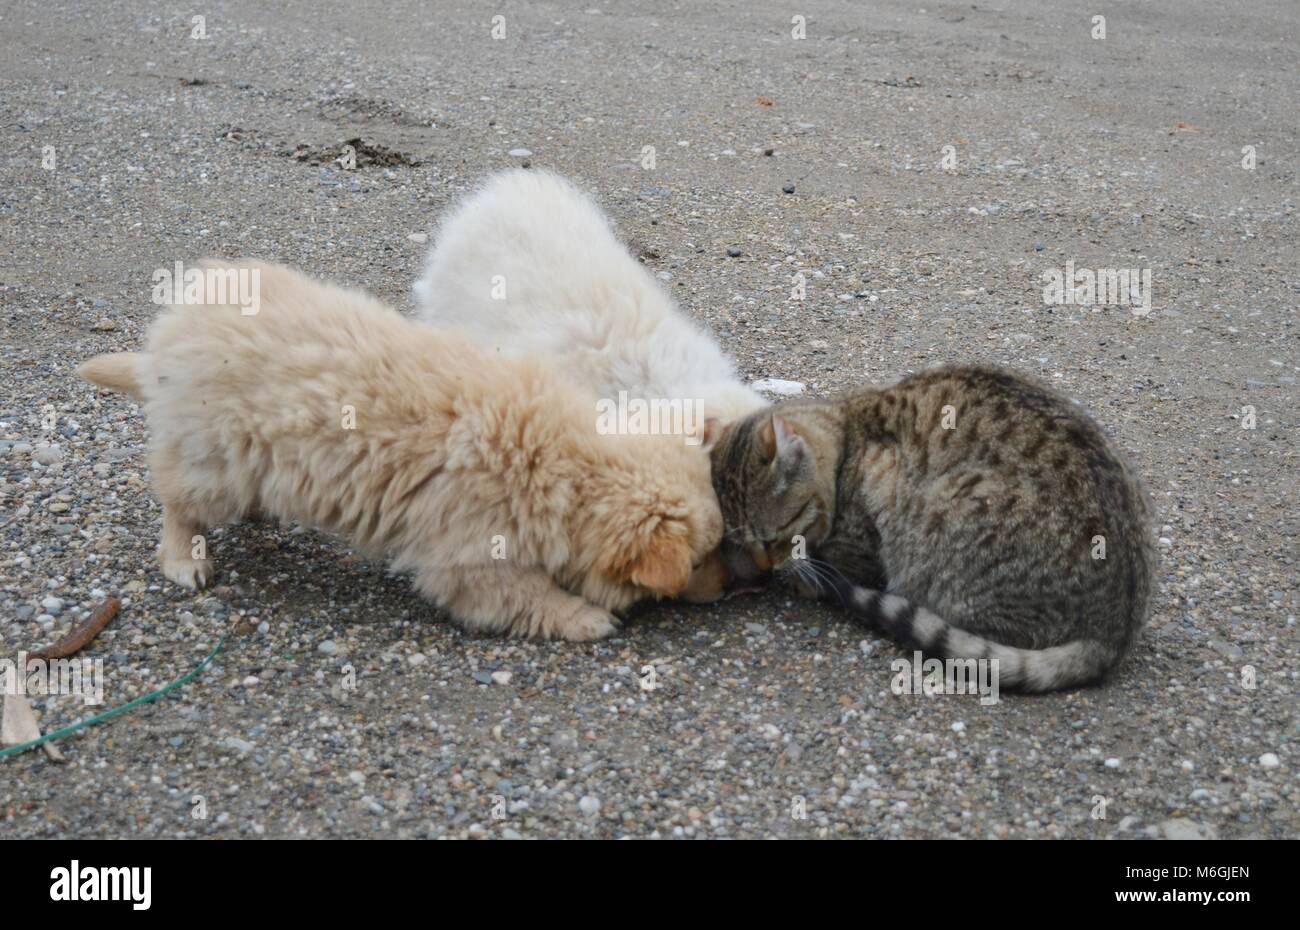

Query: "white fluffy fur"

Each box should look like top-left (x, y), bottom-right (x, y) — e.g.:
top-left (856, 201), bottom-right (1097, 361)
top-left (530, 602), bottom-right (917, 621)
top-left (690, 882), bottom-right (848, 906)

top-left (78, 261), bottom-right (725, 641)
top-left (414, 169), bottom-right (765, 429)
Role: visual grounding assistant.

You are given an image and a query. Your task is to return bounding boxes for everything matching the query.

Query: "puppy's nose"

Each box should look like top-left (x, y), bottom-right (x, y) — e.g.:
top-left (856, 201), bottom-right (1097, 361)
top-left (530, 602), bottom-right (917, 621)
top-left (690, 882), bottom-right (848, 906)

top-left (750, 546), bottom-right (773, 572)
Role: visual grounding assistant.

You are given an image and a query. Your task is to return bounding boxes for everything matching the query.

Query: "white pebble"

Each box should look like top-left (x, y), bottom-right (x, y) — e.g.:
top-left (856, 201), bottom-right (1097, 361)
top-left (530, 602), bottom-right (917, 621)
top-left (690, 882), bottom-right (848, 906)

top-left (578, 795), bottom-right (601, 816)
top-left (951, 721), bottom-right (966, 733)
top-left (508, 148), bottom-right (532, 157)
top-left (750, 378), bottom-right (806, 396)
top-left (490, 670), bottom-right (512, 685)
top-left (34, 444), bottom-right (63, 466)
top-left (1259, 753), bottom-right (1280, 769)
top-left (1104, 757), bottom-right (1121, 769)
top-left (348, 770), bottom-right (366, 785)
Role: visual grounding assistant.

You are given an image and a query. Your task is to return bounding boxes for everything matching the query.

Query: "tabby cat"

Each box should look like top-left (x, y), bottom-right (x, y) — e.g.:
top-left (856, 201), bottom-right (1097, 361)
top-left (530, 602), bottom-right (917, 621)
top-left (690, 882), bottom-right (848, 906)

top-left (710, 365), bottom-right (1154, 692)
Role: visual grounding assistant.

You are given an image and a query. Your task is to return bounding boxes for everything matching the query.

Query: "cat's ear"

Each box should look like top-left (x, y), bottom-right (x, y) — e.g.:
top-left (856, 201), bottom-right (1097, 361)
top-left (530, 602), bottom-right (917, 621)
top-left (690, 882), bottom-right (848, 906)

top-left (758, 415), bottom-right (808, 471)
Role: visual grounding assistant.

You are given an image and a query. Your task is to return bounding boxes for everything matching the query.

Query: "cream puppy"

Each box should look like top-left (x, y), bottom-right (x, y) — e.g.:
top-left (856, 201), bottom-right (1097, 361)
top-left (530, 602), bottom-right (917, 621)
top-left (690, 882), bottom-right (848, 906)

top-left (414, 169), bottom-right (765, 431)
top-left (78, 260), bottom-right (724, 641)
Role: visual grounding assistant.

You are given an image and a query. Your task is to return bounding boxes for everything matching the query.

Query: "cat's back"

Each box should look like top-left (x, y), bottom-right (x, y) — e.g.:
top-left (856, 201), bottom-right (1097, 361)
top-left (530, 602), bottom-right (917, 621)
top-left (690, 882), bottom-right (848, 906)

top-left (853, 364), bottom-right (1153, 612)
top-left (859, 365), bottom-right (1139, 492)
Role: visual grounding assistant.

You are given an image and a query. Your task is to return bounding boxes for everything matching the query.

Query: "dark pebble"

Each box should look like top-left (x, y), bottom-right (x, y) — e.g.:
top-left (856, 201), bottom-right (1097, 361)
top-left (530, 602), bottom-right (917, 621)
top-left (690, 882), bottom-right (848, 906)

top-left (782, 184), bottom-right (796, 194)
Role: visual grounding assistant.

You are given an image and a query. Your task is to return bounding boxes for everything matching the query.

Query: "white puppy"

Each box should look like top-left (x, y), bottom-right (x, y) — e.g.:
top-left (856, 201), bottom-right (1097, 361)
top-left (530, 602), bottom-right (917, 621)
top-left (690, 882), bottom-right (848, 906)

top-left (414, 170), bottom-right (765, 431)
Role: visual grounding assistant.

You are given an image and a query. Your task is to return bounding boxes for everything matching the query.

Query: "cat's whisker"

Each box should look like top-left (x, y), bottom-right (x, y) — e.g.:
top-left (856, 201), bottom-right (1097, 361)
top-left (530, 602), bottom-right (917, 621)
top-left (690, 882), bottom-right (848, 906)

top-left (806, 557), bottom-right (854, 600)
top-left (782, 557), bottom-right (844, 602)
top-left (799, 558), bottom-right (851, 607)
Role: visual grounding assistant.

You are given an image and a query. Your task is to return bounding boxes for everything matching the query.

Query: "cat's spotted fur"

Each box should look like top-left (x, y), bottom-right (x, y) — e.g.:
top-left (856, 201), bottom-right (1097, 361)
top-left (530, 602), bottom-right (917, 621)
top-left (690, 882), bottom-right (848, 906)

top-left (710, 365), bottom-right (1154, 692)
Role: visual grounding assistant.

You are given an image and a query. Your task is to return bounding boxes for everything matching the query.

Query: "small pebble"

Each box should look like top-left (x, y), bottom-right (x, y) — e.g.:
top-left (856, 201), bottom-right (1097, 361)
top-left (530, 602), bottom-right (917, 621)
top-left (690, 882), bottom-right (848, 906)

top-left (750, 378), bottom-right (805, 396)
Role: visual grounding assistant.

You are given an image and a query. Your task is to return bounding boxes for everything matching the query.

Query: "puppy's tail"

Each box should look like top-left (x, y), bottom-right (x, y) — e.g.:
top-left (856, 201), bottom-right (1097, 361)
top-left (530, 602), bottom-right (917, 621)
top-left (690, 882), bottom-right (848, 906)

top-left (78, 353), bottom-right (145, 400)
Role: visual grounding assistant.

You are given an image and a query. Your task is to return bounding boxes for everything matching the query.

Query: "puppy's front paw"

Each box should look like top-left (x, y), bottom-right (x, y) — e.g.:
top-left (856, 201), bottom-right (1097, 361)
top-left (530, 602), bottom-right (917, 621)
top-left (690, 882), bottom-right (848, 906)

top-left (161, 555), bottom-right (214, 590)
top-left (555, 604), bottom-right (619, 642)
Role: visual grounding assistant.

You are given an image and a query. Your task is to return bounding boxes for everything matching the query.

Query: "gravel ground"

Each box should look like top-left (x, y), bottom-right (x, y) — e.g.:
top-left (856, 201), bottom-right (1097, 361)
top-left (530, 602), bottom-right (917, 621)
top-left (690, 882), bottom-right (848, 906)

top-left (1, 0), bottom-right (1295, 839)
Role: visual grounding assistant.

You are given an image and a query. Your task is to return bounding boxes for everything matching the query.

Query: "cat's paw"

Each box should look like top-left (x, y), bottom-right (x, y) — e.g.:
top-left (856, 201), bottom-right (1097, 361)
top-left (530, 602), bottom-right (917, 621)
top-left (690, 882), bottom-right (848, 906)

top-left (160, 554), bottom-right (214, 590)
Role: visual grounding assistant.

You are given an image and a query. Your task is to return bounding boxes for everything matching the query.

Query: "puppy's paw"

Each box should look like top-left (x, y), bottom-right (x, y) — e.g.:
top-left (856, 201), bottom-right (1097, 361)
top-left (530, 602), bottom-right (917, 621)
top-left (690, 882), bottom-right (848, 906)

top-left (555, 603), bottom-right (619, 642)
top-left (161, 555), bottom-right (214, 590)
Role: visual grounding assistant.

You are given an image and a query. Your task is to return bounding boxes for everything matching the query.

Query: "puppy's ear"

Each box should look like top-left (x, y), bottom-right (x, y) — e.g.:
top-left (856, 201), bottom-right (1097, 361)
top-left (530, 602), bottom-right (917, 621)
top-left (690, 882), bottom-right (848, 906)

top-left (701, 417), bottom-right (726, 449)
top-left (615, 516), bottom-right (693, 597)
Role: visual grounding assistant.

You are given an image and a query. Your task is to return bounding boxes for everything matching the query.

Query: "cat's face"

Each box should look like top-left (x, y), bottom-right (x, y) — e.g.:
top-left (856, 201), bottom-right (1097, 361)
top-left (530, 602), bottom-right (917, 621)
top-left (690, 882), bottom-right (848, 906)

top-left (710, 411), bottom-right (832, 583)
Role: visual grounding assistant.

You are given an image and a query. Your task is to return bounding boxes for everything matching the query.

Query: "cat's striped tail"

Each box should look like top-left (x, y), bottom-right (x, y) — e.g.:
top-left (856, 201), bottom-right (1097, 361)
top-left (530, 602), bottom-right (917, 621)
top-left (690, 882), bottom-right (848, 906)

top-left (834, 581), bottom-right (1121, 693)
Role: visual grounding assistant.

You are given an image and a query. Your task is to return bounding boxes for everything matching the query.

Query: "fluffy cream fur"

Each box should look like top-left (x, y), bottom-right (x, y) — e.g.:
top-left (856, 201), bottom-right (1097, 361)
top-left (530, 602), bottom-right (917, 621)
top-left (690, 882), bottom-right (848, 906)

top-left (78, 260), bottom-right (723, 641)
top-left (414, 169), bottom-right (765, 430)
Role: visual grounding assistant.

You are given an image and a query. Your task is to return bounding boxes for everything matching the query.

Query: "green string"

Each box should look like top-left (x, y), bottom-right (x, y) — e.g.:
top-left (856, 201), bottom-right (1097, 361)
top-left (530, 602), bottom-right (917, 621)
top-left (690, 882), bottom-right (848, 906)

top-left (0, 634), bottom-right (227, 759)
